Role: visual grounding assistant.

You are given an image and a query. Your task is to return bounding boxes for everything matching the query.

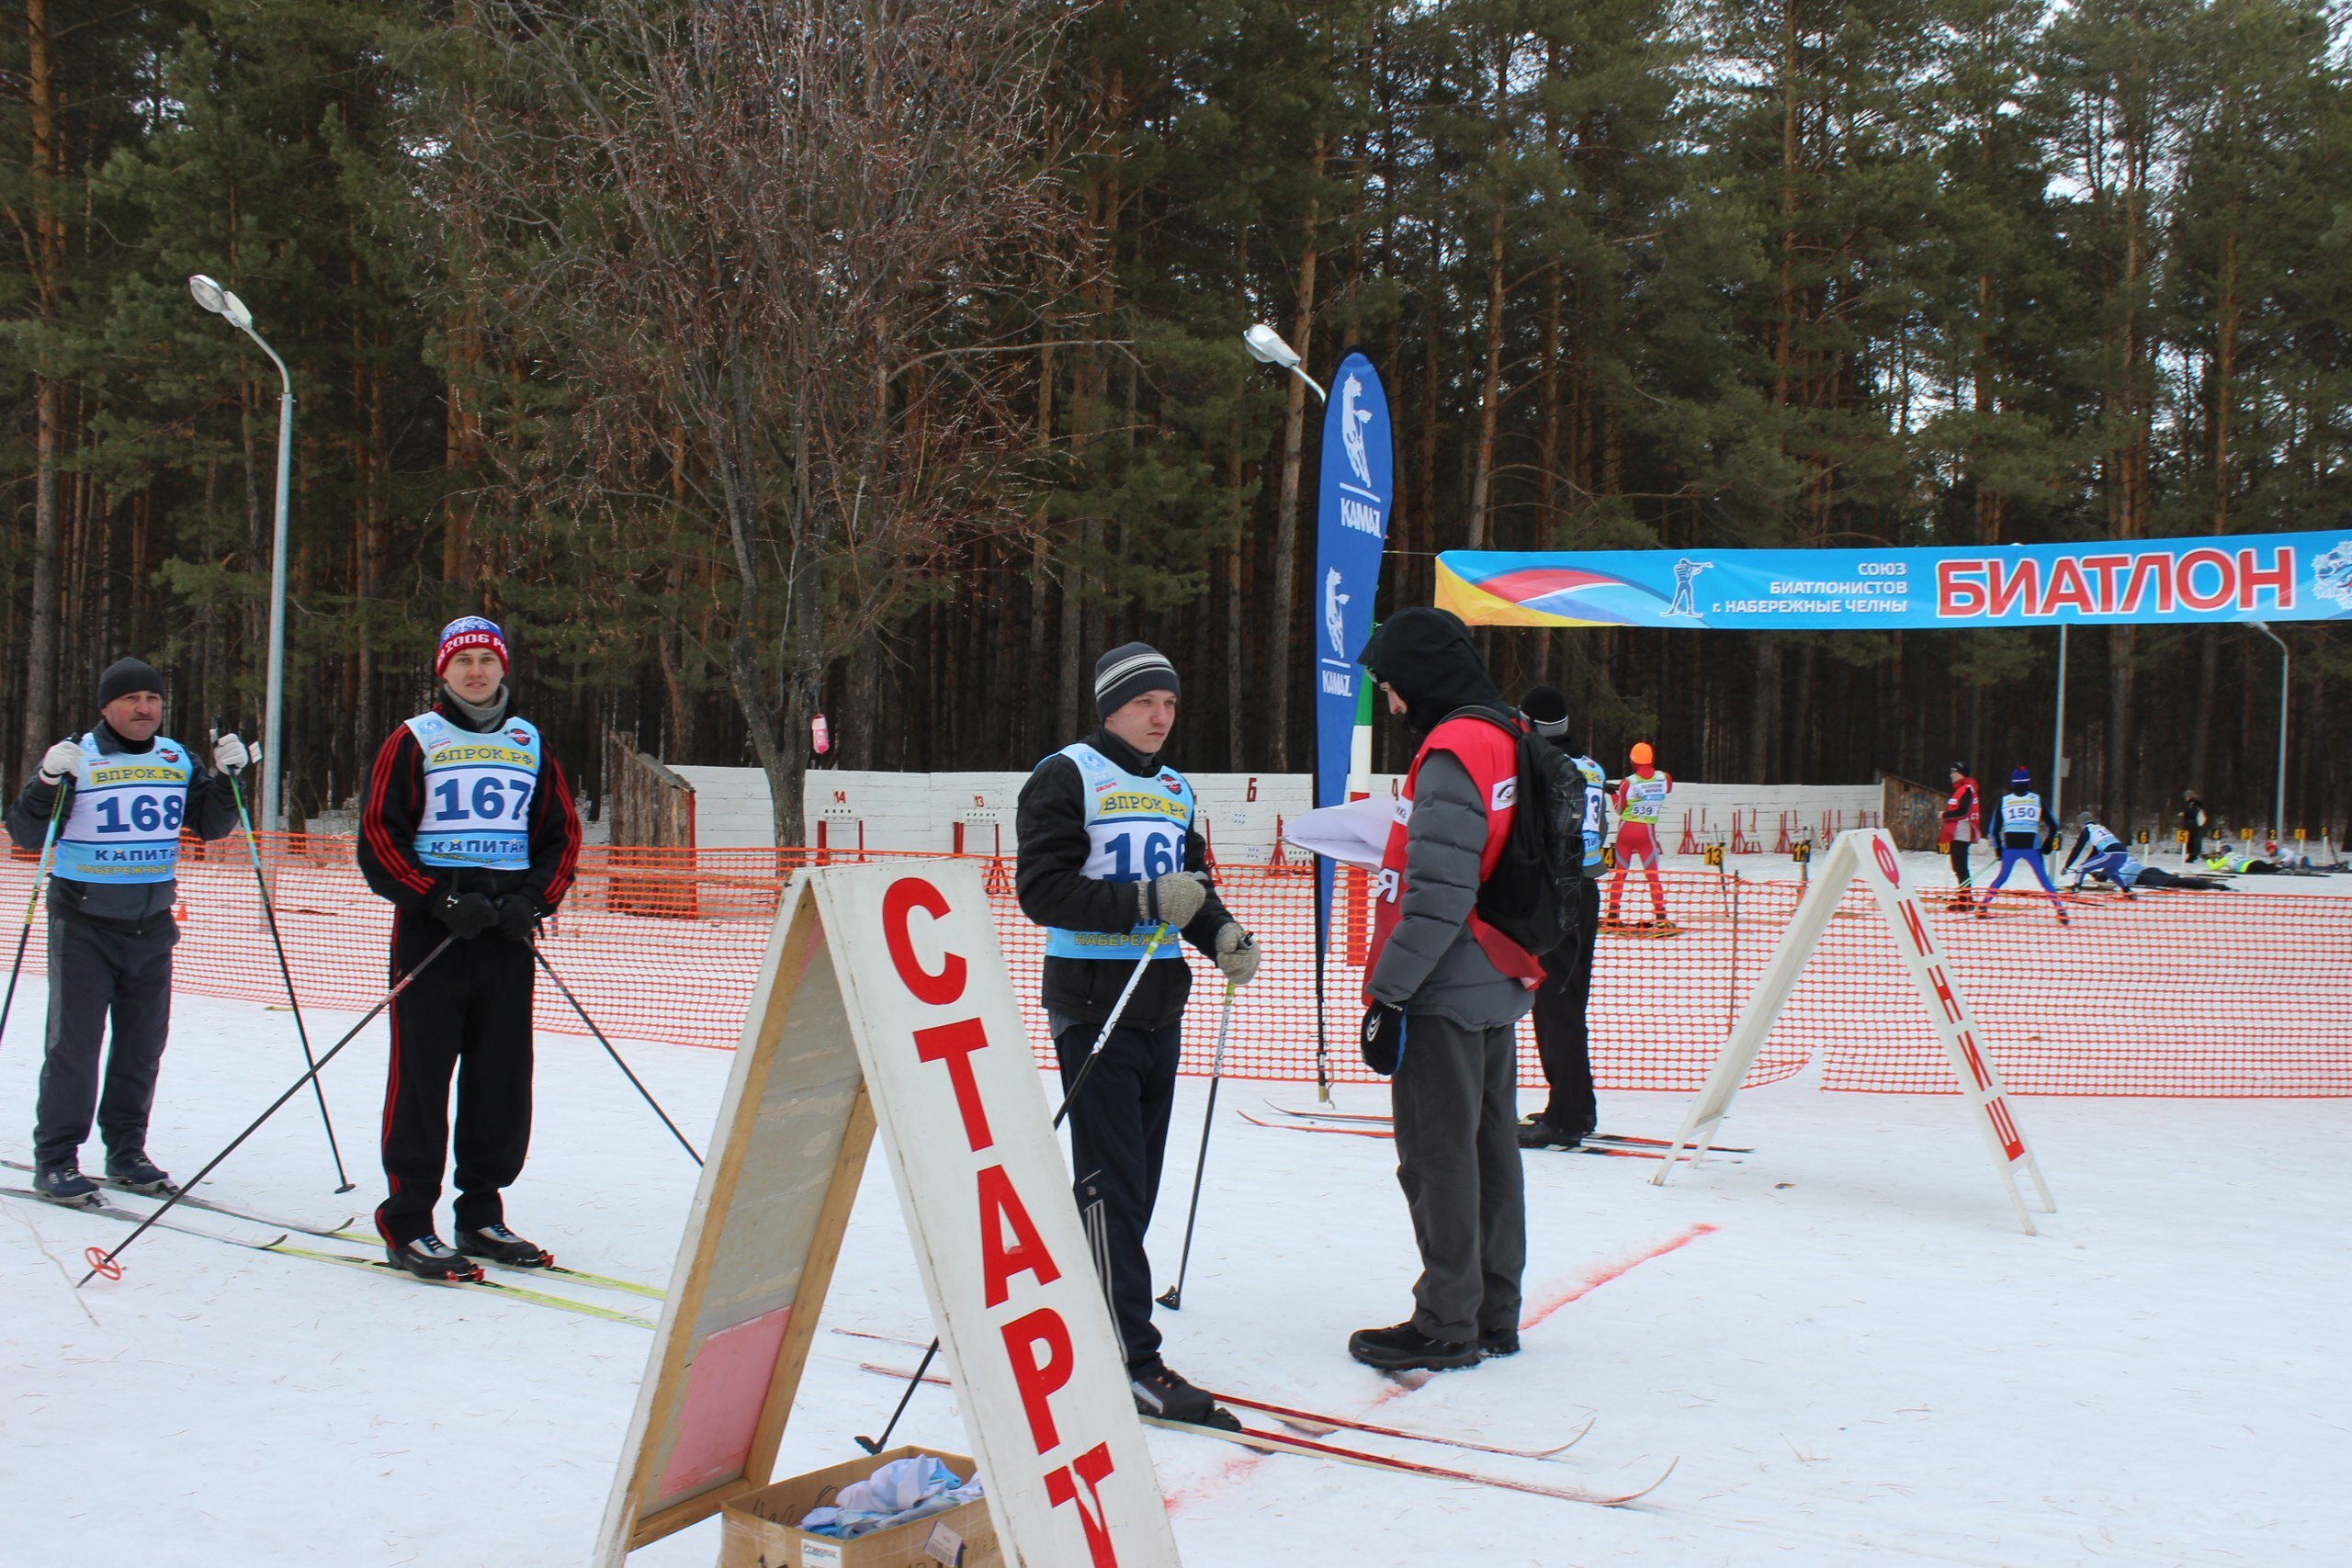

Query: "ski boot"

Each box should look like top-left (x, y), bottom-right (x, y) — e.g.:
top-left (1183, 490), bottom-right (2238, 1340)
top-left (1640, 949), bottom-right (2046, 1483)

top-left (33, 1165), bottom-right (101, 1205)
top-left (1348, 1321), bottom-right (1482, 1372)
top-left (386, 1233), bottom-right (485, 1282)
top-left (1516, 1116), bottom-right (1587, 1151)
top-left (105, 1150), bottom-right (176, 1195)
top-left (456, 1224), bottom-right (554, 1269)
top-left (1129, 1359), bottom-right (1241, 1432)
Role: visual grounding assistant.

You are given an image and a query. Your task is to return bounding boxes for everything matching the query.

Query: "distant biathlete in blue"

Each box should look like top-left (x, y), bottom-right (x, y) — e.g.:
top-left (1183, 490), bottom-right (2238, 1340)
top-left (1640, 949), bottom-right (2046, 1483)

top-left (1977, 768), bottom-right (2067, 924)
top-left (2061, 812), bottom-right (2226, 894)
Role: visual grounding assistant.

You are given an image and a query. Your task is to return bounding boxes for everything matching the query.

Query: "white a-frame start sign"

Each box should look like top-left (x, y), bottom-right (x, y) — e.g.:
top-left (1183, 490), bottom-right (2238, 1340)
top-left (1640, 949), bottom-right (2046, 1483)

top-left (594, 861), bottom-right (1182, 1567)
top-left (1652, 829), bottom-right (2057, 1235)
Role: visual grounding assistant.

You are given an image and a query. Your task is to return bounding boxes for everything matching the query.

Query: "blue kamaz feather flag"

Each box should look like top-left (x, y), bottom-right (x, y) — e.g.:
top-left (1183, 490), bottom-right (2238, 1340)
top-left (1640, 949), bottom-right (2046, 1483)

top-left (1312, 352), bottom-right (1394, 954)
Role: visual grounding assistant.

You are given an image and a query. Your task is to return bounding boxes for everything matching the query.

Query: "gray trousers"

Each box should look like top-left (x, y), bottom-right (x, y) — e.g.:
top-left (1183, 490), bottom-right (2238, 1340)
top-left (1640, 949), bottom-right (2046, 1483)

top-left (35, 912), bottom-right (177, 1169)
top-left (1391, 1010), bottom-right (1527, 1343)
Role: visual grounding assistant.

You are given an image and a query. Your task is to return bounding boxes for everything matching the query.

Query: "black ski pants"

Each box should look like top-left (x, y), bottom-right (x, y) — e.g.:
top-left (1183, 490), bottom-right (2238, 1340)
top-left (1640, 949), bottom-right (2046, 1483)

top-left (1391, 1011), bottom-right (1526, 1345)
top-left (1531, 879), bottom-right (1600, 1134)
top-left (34, 912), bottom-right (176, 1170)
top-left (1948, 838), bottom-right (1973, 888)
top-left (376, 913), bottom-right (536, 1246)
top-left (1053, 1014), bottom-right (1181, 1371)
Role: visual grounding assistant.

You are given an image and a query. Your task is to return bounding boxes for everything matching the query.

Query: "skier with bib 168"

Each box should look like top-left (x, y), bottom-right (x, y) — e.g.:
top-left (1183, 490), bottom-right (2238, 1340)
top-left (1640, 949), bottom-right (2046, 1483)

top-left (1976, 767), bottom-right (2066, 924)
top-left (357, 616), bottom-right (581, 1280)
top-left (1015, 642), bottom-right (1261, 1432)
top-left (6, 658), bottom-right (245, 1201)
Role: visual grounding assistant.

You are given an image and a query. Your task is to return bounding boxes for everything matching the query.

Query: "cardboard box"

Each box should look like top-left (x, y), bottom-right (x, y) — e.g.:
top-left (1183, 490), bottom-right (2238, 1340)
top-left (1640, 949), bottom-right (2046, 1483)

top-left (718, 1446), bottom-right (1000, 1568)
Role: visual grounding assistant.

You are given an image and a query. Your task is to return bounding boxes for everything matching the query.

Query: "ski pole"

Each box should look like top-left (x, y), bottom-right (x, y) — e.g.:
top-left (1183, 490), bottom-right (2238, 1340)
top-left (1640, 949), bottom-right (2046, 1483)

top-left (864, 924), bottom-right (1170, 1453)
top-left (217, 728), bottom-right (355, 1193)
top-left (78, 934), bottom-right (458, 1286)
top-left (0, 787), bottom-right (67, 1053)
top-left (1157, 981), bottom-right (1235, 1311)
top-left (529, 942), bottom-right (703, 1166)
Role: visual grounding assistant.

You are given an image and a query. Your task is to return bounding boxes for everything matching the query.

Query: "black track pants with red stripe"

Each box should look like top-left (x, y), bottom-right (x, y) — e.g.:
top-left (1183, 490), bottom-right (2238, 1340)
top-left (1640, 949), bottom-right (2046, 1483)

top-left (376, 912), bottom-right (536, 1246)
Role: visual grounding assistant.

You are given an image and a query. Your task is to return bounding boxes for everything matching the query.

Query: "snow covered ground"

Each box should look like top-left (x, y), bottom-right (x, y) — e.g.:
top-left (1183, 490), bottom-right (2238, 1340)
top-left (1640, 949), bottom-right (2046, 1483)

top-left (6, 983), bottom-right (2347, 1567)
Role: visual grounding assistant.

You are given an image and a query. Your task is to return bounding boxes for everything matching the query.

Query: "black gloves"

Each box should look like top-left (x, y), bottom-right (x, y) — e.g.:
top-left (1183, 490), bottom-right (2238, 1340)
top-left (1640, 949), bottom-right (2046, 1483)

top-left (494, 894), bottom-right (541, 943)
top-left (1361, 1002), bottom-right (1408, 1076)
top-left (433, 890), bottom-right (500, 940)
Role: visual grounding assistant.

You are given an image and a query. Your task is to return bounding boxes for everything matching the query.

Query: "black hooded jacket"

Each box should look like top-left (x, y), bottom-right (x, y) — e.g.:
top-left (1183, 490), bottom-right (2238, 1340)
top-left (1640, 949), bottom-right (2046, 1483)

top-left (1358, 608), bottom-right (1508, 737)
top-left (1356, 609), bottom-right (1534, 1027)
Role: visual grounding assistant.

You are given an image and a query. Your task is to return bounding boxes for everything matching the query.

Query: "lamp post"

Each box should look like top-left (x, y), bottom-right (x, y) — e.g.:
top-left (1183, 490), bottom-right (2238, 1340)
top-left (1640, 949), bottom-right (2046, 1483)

top-left (190, 275), bottom-right (291, 832)
top-left (1242, 321), bottom-right (1327, 402)
top-left (2252, 620), bottom-right (2289, 839)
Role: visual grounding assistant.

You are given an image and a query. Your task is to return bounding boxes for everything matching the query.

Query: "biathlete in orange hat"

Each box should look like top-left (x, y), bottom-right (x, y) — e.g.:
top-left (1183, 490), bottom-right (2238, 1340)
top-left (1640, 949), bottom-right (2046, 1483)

top-left (1606, 742), bottom-right (1672, 930)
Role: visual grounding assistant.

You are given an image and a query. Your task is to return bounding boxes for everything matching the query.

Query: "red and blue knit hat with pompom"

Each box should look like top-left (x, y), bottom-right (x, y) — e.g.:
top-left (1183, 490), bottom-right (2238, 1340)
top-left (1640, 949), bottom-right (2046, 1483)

top-left (435, 615), bottom-right (508, 676)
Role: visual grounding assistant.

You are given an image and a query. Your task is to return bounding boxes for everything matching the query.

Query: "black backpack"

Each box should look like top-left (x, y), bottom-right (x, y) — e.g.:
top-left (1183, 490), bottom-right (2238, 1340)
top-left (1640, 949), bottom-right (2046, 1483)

top-left (1439, 705), bottom-right (1583, 958)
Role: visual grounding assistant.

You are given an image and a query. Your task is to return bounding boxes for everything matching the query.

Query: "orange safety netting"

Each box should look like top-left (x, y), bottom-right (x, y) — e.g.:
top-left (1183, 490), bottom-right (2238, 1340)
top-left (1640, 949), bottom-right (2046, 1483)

top-left (2, 839), bottom-right (2345, 1097)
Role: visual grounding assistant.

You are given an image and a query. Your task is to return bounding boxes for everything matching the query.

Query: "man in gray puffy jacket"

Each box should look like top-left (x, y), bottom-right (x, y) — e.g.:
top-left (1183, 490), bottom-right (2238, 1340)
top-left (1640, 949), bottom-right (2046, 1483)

top-left (1351, 609), bottom-right (1540, 1371)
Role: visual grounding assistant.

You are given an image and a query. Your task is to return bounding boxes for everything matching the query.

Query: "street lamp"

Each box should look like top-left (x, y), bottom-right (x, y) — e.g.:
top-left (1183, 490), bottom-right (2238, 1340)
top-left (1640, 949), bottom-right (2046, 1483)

top-left (190, 275), bottom-right (292, 832)
top-left (2252, 620), bottom-right (2289, 840)
top-left (1242, 322), bottom-right (1326, 402)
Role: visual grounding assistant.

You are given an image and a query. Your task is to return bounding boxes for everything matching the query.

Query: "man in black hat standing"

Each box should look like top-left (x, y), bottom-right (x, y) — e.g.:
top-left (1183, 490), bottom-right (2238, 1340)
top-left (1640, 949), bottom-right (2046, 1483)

top-left (6, 658), bottom-right (246, 1201)
top-left (1515, 685), bottom-right (1606, 1150)
top-left (1015, 641), bottom-right (1261, 1430)
top-left (1351, 608), bottom-right (1539, 1371)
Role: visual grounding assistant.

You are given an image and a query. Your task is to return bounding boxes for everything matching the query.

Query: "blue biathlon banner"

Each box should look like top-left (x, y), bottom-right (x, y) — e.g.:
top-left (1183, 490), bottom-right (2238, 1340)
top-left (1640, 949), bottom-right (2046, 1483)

top-left (1436, 531), bottom-right (2352, 629)
top-left (1311, 352), bottom-right (1394, 937)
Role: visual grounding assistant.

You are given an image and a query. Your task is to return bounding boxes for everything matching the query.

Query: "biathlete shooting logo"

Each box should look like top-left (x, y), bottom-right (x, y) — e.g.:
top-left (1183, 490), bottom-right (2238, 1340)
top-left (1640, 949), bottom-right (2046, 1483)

top-left (2314, 539), bottom-right (2352, 611)
top-left (1668, 557), bottom-right (1713, 618)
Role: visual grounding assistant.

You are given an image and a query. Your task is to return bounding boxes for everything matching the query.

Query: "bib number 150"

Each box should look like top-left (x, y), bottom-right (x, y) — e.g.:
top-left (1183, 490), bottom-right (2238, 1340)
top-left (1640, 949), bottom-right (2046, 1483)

top-left (432, 775), bottom-right (533, 824)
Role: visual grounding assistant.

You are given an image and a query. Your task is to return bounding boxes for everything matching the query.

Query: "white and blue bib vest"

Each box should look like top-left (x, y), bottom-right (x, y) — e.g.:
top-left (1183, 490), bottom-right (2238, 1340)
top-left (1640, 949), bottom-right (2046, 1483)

top-left (405, 711), bottom-right (541, 872)
top-left (1572, 755), bottom-right (1607, 874)
top-left (1042, 742), bottom-right (1194, 963)
top-left (2085, 823), bottom-right (2121, 855)
top-left (1999, 792), bottom-right (2043, 840)
top-left (52, 731), bottom-right (196, 885)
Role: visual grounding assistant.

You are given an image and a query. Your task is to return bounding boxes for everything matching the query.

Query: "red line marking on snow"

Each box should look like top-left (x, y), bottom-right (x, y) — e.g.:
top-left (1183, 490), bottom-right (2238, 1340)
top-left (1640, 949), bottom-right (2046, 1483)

top-left (1166, 1223), bottom-right (1715, 1515)
top-left (1520, 1222), bottom-right (1717, 1332)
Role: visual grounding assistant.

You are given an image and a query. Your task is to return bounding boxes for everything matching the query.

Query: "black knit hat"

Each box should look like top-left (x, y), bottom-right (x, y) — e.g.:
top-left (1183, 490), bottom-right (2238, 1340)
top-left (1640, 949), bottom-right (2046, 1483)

top-left (96, 657), bottom-right (165, 708)
top-left (1094, 642), bottom-right (1180, 718)
top-left (1521, 685), bottom-right (1571, 740)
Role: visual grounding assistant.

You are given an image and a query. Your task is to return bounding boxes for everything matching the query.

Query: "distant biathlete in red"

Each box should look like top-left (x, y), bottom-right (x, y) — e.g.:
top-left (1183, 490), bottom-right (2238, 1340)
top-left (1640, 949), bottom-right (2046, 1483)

top-left (1607, 742), bottom-right (1672, 930)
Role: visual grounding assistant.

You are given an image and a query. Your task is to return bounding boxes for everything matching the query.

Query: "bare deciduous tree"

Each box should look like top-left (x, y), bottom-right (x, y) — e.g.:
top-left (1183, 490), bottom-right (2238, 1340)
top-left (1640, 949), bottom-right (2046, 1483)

top-left (425, 0), bottom-right (1078, 841)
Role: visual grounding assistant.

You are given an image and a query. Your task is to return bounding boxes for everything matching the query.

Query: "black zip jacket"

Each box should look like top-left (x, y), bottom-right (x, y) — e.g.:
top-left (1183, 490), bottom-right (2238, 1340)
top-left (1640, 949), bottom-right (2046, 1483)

top-left (1015, 728), bottom-right (1233, 1031)
top-left (356, 697), bottom-right (582, 917)
top-left (6, 721), bottom-right (240, 931)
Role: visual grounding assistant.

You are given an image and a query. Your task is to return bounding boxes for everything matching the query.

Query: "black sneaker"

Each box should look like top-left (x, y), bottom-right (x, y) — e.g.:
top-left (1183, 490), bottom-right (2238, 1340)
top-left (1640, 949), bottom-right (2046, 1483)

top-left (1348, 1321), bottom-right (1481, 1372)
top-left (1516, 1117), bottom-right (1586, 1151)
top-left (1129, 1360), bottom-right (1241, 1431)
top-left (1479, 1328), bottom-right (1521, 1358)
top-left (104, 1150), bottom-right (175, 1195)
top-left (385, 1233), bottom-right (484, 1282)
top-left (33, 1165), bottom-right (100, 1204)
top-left (455, 1224), bottom-right (553, 1269)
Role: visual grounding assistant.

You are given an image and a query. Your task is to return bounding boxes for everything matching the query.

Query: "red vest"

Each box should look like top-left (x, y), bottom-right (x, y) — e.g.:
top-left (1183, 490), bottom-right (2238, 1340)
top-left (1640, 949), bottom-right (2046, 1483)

top-left (1364, 714), bottom-right (1542, 1000)
top-left (1945, 777), bottom-right (1982, 841)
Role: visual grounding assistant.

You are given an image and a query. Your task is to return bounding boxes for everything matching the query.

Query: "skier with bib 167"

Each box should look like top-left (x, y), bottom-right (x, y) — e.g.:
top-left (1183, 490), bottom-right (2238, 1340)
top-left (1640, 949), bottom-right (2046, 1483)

top-left (6, 658), bottom-right (246, 1202)
top-left (1976, 767), bottom-right (2066, 924)
top-left (357, 616), bottom-right (581, 1280)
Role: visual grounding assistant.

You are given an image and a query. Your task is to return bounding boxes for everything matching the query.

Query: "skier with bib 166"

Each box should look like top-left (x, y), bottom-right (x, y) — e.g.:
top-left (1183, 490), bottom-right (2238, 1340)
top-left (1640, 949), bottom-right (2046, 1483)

top-left (6, 659), bottom-right (245, 1201)
top-left (1606, 742), bottom-right (1672, 931)
top-left (357, 616), bottom-right (581, 1280)
top-left (1015, 642), bottom-right (1261, 1432)
top-left (1975, 767), bottom-right (2066, 924)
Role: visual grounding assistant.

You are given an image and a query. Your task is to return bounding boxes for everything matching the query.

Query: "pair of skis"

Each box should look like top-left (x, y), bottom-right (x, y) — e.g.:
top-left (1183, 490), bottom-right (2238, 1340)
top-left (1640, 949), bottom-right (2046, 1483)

top-left (1243, 1105), bottom-right (1751, 1159)
top-left (6, 1172), bottom-right (660, 1325)
top-left (833, 1327), bottom-right (1674, 1509)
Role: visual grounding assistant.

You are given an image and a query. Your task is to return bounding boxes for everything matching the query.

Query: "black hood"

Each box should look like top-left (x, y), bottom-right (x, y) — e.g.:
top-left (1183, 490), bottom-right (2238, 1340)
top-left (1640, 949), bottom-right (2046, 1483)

top-left (1359, 608), bottom-right (1505, 737)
